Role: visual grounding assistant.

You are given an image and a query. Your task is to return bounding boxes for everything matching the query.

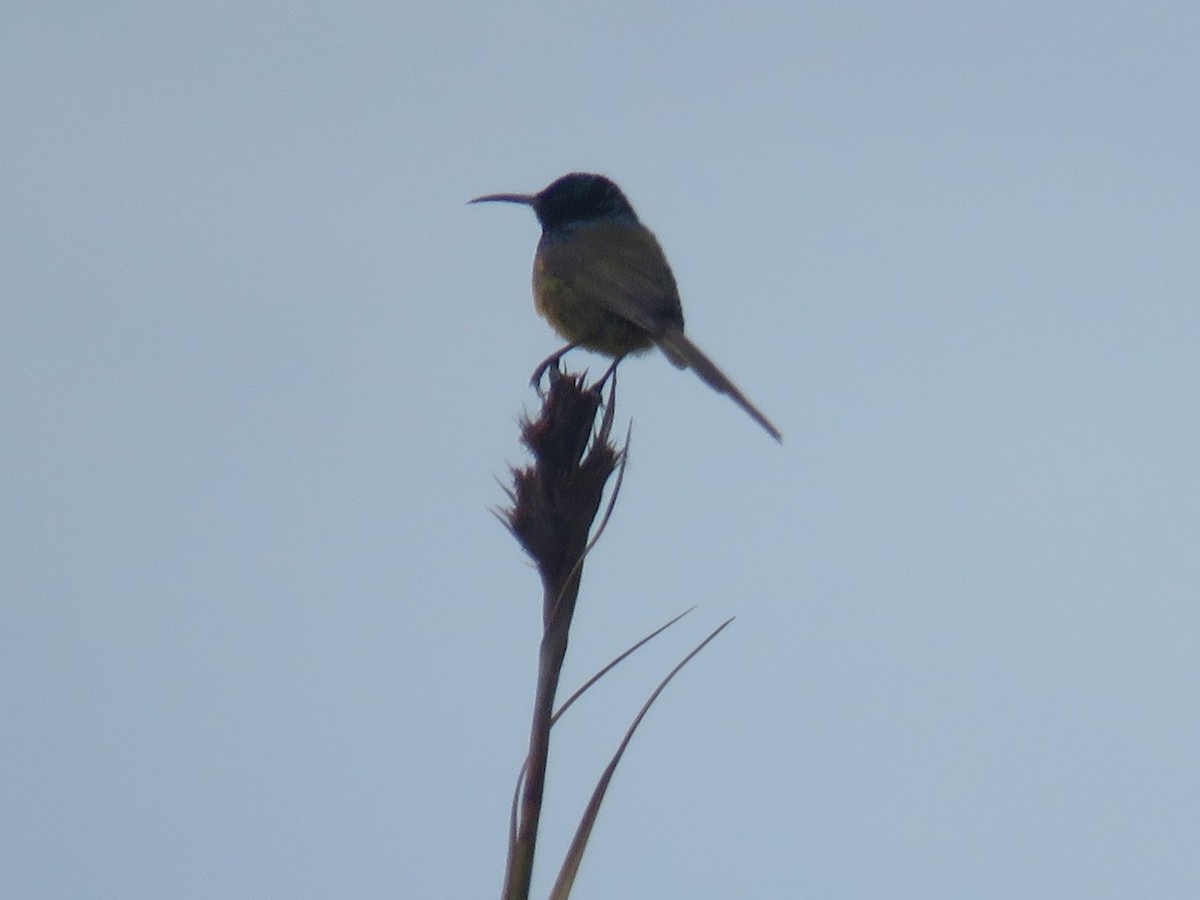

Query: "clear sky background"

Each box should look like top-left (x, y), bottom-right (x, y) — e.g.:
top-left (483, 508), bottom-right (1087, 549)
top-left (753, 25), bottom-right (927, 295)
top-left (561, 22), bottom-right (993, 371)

top-left (4, 3), bottom-right (1198, 898)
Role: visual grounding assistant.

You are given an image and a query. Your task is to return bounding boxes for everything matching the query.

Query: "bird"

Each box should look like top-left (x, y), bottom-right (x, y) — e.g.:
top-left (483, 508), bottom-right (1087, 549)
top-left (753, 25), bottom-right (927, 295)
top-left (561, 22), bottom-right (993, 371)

top-left (469, 172), bottom-right (782, 442)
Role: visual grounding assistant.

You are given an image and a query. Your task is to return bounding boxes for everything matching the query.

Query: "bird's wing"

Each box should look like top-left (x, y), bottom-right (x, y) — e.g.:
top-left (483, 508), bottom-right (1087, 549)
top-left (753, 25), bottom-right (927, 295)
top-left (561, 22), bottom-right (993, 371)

top-left (537, 221), bottom-right (685, 335)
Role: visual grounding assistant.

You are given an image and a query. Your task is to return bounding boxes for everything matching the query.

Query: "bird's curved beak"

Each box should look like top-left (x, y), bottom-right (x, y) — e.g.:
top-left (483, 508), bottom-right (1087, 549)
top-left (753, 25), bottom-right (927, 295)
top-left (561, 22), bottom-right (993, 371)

top-left (468, 192), bottom-right (536, 206)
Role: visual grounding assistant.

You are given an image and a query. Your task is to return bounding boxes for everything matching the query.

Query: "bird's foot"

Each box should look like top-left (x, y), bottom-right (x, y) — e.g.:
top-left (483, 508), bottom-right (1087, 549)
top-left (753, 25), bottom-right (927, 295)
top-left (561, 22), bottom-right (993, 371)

top-left (529, 343), bottom-right (579, 395)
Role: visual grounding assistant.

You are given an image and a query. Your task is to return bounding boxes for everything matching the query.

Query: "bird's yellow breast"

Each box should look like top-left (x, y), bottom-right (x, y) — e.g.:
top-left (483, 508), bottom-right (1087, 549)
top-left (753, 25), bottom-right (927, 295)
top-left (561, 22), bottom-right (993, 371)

top-left (532, 257), bottom-right (654, 357)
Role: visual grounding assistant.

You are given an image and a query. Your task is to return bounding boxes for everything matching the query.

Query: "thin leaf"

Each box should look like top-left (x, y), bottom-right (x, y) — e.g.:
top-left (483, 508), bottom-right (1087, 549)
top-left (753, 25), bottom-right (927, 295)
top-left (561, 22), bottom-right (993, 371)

top-left (548, 617), bottom-right (736, 900)
top-left (506, 606), bottom-right (695, 856)
top-left (552, 606), bottom-right (693, 727)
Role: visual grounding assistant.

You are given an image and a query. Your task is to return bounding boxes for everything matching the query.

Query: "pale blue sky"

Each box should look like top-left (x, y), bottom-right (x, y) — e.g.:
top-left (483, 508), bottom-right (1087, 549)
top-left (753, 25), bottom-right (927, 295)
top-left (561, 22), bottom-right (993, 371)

top-left (4, 3), bottom-right (1198, 898)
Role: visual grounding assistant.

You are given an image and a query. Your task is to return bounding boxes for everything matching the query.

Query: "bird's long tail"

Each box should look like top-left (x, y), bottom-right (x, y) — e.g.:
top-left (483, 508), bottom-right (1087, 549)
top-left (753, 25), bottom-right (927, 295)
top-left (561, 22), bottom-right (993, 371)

top-left (656, 330), bottom-right (782, 442)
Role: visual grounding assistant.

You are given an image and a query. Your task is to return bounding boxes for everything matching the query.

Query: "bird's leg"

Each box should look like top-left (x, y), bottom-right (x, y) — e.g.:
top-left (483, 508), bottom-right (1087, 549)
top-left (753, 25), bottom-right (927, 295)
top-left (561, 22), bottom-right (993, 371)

top-left (593, 357), bottom-right (623, 422)
top-left (593, 354), bottom-right (626, 394)
top-left (530, 342), bottom-right (579, 392)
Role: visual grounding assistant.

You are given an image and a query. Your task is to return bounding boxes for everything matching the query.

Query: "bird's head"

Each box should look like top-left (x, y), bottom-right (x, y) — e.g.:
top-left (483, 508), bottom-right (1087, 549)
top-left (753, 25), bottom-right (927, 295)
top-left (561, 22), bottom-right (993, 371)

top-left (470, 172), bottom-right (638, 231)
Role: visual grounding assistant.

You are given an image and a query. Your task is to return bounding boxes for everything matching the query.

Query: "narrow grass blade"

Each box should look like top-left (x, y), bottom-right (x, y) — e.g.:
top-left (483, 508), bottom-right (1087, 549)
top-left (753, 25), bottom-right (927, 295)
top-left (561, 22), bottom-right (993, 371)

top-left (548, 617), bottom-right (735, 900)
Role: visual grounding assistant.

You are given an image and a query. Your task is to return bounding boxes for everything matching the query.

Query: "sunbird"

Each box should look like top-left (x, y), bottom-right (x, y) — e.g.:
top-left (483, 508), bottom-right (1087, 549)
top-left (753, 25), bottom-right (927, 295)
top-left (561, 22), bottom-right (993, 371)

top-left (471, 172), bottom-right (781, 441)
